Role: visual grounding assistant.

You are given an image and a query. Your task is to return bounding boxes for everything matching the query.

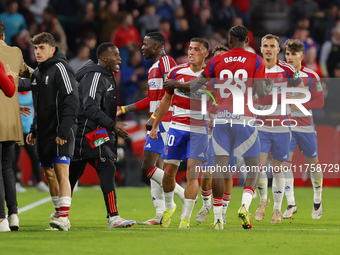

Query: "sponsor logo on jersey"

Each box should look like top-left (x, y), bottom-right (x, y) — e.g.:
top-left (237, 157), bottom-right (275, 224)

top-left (145, 143), bottom-right (151, 148)
top-left (60, 156), bottom-right (67, 161)
top-left (316, 81), bottom-right (323, 92)
top-left (32, 78), bottom-right (37, 85)
top-left (198, 152), bottom-right (205, 157)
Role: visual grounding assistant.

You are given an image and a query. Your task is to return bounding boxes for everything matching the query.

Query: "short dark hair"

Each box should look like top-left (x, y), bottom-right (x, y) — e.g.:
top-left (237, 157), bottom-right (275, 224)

top-left (31, 32), bottom-right (56, 47)
top-left (261, 34), bottom-right (280, 45)
top-left (145, 32), bottom-right (165, 45)
top-left (283, 39), bottom-right (304, 54)
top-left (97, 42), bottom-right (115, 58)
top-left (0, 21), bottom-right (4, 37)
top-left (229, 25), bottom-right (248, 42)
top-left (212, 45), bottom-right (229, 56)
top-left (190, 37), bottom-right (209, 51)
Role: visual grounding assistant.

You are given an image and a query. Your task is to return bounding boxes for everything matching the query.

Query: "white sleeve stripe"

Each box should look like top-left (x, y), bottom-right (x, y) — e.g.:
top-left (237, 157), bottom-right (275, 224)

top-left (162, 56), bottom-right (170, 73)
top-left (89, 72), bottom-right (97, 98)
top-left (279, 61), bottom-right (296, 73)
top-left (303, 67), bottom-right (320, 79)
top-left (161, 56), bottom-right (167, 72)
top-left (89, 72), bottom-right (101, 99)
top-left (165, 56), bottom-right (170, 72)
top-left (56, 63), bottom-right (73, 94)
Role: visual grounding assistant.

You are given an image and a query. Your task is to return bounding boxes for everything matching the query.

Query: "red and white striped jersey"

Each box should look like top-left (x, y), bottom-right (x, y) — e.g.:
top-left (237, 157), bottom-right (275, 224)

top-left (148, 54), bottom-right (176, 131)
top-left (257, 60), bottom-right (301, 133)
top-left (203, 48), bottom-right (266, 124)
top-left (166, 63), bottom-right (207, 133)
top-left (291, 66), bottom-right (324, 133)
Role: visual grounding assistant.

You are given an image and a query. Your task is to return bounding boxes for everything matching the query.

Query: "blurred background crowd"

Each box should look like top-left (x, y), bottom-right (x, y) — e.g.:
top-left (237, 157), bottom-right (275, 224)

top-left (2, 0), bottom-right (340, 187)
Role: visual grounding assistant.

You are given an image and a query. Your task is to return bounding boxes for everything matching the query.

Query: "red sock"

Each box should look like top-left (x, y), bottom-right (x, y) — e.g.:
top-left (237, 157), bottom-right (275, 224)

top-left (58, 206), bottom-right (70, 218)
top-left (213, 197), bottom-right (223, 207)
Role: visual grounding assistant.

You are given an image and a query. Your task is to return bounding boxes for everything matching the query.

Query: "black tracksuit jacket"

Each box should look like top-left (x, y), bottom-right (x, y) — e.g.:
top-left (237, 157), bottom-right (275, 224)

top-left (73, 60), bottom-right (118, 161)
top-left (30, 48), bottom-right (79, 159)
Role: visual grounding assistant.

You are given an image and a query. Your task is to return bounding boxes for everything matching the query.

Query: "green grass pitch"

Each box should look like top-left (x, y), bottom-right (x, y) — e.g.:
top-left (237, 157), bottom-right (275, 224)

top-left (1, 186), bottom-right (339, 255)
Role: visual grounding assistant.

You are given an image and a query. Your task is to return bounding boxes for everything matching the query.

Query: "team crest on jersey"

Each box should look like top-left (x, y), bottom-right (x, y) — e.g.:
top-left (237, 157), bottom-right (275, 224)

top-left (316, 81), bottom-right (323, 92)
top-left (278, 73), bottom-right (283, 82)
top-left (45, 76), bottom-right (49, 85)
top-left (293, 72), bottom-right (299, 80)
top-left (164, 146), bottom-right (169, 156)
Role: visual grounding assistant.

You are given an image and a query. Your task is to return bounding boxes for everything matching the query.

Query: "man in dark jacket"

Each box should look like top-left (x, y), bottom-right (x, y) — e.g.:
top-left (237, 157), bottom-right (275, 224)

top-left (26, 32), bottom-right (78, 231)
top-left (69, 42), bottom-right (136, 228)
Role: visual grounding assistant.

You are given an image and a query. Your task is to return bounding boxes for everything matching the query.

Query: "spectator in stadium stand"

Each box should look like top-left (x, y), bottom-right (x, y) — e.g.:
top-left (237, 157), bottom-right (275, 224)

top-left (151, 0), bottom-right (178, 20)
top-left (69, 44), bottom-right (90, 73)
top-left (321, 25), bottom-right (340, 78)
top-left (232, 0), bottom-right (250, 28)
top-left (171, 5), bottom-right (185, 32)
top-left (188, 8), bottom-right (214, 39)
top-left (324, 62), bottom-right (340, 126)
top-left (291, 17), bottom-right (319, 57)
top-left (96, 0), bottom-right (124, 43)
top-left (159, 18), bottom-right (172, 53)
top-left (0, 20), bottom-right (33, 232)
top-left (0, 0), bottom-right (27, 46)
top-left (119, 46), bottom-right (147, 105)
top-left (76, 2), bottom-right (101, 47)
top-left (286, 0), bottom-right (322, 37)
top-left (170, 17), bottom-right (194, 59)
top-left (138, 2), bottom-right (161, 39)
top-left (212, 0), bottom-right (241, 32)
top-left (303, 47), bottom-right (323, 78)
top-left (83, 32), bottom-right (98, 62)
top-left (111, 13), bottom-right (142, 50)
top-left (233, 17), bottom-right (255, 51)
top-left (39, 6), bottom-right (68, 55)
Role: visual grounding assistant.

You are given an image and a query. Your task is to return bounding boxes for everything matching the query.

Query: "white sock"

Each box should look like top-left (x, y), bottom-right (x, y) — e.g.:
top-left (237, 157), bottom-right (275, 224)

top-left (201, 188), bottom-right (212, 208)
top-left (174, 183), bottom-right (185, 202)
top-left (213, 197), bottom-right (223, 223)
top-left (148, 167), bottom-right (164, 184)
top-left (222, 201), bottom-right (230, 215)
top-left (149, 167), bottom-right (185, 201)
top-left (222, 193), bottom-right (231, 215)
top-left (241, 188), bottom-right (254, 210)
top-left (311, 170), bottom-right (323, 204)
top-left (257, 168), bottom-right (268, 203)
top-left (164, 191), bottom-right (175, 210)
top-left (213, 205), bottom-right (223, 223)
top-left (284, 168), bottom-right (295, 205)
top-left (272, 172), bottom-right (285, 211)
top-left (51, 196), bottom-right (59, 211)
top-left (58, 196), bottom-right (72, 217)
top-left (150, 180), bottom-right (165, 217)
top-left (181, 199), bottom-right (195, 220)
